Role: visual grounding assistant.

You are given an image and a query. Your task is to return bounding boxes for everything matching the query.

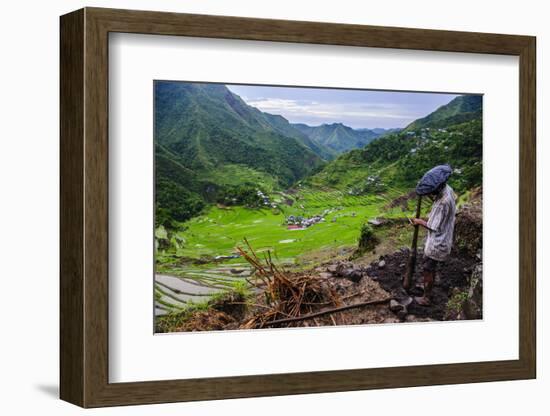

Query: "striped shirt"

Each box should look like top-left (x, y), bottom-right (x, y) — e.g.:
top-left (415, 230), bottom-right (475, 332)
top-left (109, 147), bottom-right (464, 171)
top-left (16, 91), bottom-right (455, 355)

top-left (424, 185), bottom-right (456, 261)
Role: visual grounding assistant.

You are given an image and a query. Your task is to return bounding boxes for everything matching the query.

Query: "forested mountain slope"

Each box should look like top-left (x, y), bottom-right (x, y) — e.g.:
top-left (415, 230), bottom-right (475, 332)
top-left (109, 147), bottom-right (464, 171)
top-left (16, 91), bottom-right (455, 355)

top-left (306, 95), bottom-right (482, 195)
top-left (154, 82), bottom-right (337, 224)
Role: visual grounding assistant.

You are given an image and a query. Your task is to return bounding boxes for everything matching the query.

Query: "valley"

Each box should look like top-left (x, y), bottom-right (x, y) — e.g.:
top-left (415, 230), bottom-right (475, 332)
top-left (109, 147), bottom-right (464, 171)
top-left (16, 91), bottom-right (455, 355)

top-left (155, 187), bottom-right (414, 316)
top-left (153, 82), bottom-right (483, 330)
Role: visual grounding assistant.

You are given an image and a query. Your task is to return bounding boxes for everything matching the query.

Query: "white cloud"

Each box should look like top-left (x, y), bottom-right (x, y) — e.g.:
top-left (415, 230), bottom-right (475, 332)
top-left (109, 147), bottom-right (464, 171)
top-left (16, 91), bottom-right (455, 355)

top-left (244, 97), bottom-right (423, 127)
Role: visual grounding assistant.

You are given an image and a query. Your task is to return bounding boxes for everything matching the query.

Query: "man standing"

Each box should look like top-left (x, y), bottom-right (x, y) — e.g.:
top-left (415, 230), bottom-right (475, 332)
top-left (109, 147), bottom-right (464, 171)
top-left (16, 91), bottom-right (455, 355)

top-left (411, 165), bottom-right (456, 306)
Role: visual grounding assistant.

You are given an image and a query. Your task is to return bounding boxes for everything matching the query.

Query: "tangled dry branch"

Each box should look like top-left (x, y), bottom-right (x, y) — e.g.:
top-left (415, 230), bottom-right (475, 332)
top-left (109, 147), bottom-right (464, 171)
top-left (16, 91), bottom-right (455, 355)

top-left (236, 239), bottom-right (342, 329)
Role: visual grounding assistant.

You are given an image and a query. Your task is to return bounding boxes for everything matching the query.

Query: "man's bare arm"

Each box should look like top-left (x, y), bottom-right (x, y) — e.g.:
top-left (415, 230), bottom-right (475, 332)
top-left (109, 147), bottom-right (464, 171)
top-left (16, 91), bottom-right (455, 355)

top-left (410, 218), bottom-right (435, 231)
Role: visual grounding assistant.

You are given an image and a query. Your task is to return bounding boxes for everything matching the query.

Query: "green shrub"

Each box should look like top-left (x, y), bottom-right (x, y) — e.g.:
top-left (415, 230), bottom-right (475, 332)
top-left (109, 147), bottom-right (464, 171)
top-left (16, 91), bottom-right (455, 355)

top-left (357, 223), bottom-right (379, 254)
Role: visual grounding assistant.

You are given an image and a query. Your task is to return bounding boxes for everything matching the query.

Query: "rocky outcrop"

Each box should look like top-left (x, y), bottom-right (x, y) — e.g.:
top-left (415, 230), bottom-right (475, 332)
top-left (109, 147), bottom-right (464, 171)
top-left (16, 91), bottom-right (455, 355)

top-left (446, 187), bottom-right (483, 320)
top-left (463, 262), bottom-right (483, 319)
top-left (453, 187), bottom-right (482, 258)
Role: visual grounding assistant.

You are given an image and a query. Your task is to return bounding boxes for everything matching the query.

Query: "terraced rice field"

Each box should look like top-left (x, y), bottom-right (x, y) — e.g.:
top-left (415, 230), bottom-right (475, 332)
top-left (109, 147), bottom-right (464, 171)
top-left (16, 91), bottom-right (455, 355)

top-left (155, 187), bottom-right (417, 315)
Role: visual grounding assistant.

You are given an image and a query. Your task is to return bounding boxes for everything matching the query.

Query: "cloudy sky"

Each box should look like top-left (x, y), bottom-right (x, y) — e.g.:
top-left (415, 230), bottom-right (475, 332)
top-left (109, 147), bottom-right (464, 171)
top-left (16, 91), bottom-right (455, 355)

top-left (227, 84), bottom-right (459, 129)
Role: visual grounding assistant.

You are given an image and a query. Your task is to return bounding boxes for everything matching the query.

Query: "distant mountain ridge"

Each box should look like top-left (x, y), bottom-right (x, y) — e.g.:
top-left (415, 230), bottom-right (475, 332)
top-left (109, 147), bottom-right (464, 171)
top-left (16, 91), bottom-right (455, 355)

top-left (292, 123), bottom-right (399, 155)
top-left (369, 127), bottom-right (402, 135)
top-left (258, 112), bottom-right (336, 160)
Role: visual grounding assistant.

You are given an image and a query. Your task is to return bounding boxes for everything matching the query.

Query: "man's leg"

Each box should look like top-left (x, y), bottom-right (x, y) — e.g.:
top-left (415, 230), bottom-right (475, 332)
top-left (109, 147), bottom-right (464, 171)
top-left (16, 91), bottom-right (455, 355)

top-left (415, 257), bottom-right (436, 306)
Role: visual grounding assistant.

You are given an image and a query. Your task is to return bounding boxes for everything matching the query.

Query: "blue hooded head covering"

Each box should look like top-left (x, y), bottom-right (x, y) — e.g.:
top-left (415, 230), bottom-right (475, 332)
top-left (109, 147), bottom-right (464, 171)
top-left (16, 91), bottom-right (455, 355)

top-left (416, 164), bottom-right (452, 196)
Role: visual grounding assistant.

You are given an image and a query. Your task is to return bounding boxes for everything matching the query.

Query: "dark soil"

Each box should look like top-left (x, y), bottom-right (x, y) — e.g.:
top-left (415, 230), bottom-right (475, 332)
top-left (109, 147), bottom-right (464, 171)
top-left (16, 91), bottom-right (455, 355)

top-left (211, 292), bottom-right (247, 320)
top-left (179, 310), bottom-right (237, 332)
top-left (366, 249), bottom-right (475, 320)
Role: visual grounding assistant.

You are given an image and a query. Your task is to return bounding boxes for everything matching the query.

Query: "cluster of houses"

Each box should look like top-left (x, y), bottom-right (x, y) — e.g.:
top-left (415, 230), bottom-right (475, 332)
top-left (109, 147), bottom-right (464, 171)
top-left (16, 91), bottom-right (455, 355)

top-left (348, 175), bottom-right (384, 195)
top-left (256, 190), bottom-right (278, 209)
top-left (406, 127), bottom-right (459, 141)
top-left (365, 174), bottom-right (384, 189)
top-left (406, 127), bottom-right (458, 154)
top-left (285, 214), bottom-right (325, 230)
top-left (405, 128), bottom-right (467, 177)
top-left (284, 208), bottom-right (340, 230)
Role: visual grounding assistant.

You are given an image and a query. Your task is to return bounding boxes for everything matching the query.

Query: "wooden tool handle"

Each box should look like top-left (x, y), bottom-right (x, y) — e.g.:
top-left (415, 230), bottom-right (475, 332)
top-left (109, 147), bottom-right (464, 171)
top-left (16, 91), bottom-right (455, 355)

top-left (403, 195), bottom-right (422, 290)
top-left (411, 195), bottom-right (423, 249)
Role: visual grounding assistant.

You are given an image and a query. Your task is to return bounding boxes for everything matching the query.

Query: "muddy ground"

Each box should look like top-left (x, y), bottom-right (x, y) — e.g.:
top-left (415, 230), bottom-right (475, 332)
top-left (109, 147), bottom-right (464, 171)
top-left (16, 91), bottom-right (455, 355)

top-left (166, 249), bottom-right (477, 332)
top-left (365, 250), bottom-right (475, 321)
top-left (158, 243), bottom-right (481, 332)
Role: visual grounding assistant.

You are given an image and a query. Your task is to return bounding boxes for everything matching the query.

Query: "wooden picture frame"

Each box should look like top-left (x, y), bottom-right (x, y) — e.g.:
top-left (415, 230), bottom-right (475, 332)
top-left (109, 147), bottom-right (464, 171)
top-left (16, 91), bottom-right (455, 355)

top-left (60, 7), bottom-right (536, 408)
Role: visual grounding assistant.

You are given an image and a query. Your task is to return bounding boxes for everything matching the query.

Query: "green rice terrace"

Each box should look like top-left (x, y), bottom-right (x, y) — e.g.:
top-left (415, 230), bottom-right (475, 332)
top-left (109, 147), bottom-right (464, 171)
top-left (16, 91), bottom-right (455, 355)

top-left (155, 186), bottom-right (426, 317)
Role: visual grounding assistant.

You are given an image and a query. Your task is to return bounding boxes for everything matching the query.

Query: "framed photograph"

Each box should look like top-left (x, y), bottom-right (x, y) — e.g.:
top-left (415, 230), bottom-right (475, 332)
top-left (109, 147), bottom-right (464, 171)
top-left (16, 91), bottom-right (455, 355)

top-left (60, 7), bottom-right (536, 408)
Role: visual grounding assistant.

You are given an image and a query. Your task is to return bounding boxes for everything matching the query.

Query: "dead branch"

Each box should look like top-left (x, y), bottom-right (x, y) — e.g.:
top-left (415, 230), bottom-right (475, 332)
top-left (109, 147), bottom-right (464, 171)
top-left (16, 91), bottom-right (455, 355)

top-left (236, 239), bottom-right (344, 329)
top-left (261, 297), bottom-right (392, 327)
